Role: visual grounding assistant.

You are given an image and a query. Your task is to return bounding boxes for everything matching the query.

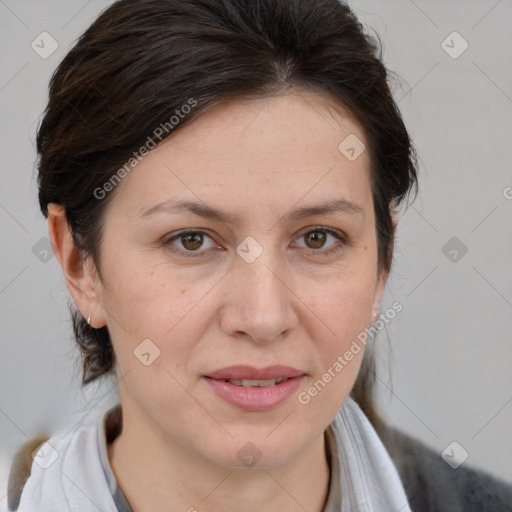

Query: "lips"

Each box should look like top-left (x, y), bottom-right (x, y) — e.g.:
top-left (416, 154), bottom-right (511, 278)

top-left (203, 365), bottom-right (306, 411)
top-left (205, 365), bottom-right (305, 381)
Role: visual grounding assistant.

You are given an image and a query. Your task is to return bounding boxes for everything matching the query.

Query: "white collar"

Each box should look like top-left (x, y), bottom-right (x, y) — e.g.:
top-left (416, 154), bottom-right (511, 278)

top-left (328, 396), bottom-right (412, 512)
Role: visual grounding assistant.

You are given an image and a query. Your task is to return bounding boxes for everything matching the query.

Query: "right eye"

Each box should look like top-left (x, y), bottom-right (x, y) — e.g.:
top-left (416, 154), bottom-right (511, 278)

top-left (164, 230), bottom-right (220, 256)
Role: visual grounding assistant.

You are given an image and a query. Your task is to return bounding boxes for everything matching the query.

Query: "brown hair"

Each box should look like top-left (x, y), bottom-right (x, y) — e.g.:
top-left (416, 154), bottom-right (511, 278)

top-left (36, 0), bottom-right (418, 420)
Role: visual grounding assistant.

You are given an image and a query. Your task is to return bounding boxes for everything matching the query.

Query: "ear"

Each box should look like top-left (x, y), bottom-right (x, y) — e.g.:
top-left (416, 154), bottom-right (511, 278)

top-left (370, 210), bottom-right (398, 322)
top-left (47, 203), bottom-right (107, 328)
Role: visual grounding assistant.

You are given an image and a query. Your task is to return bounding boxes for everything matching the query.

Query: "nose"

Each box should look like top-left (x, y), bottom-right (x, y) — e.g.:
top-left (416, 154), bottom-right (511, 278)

top-left (219, 246), bottom-right (298, 344)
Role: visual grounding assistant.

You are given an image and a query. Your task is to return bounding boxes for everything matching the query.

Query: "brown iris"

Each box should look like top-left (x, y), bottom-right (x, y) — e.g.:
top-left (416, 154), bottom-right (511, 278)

top-left (304, 231), bottom-right (327, 249)
top-left (181, 232), bottom-right (204, 250)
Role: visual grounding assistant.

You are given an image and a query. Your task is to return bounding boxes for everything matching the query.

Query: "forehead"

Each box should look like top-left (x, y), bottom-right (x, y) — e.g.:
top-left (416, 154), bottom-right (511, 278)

top-left (108, 93), bottom-right (373, 221)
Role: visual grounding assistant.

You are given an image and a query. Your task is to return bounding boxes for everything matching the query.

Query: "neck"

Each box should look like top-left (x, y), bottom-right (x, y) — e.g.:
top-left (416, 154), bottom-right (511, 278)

top-left (107, 402), bottom-right (331, 512)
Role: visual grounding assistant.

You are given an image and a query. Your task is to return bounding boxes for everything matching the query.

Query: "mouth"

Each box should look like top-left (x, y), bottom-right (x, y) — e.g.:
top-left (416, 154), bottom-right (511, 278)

top-left (203, 365), bottom-right (305, 411)
top-left (217, 377), bottom-right (289, 387)
top-left (205, 364), bottom-right (305, 381)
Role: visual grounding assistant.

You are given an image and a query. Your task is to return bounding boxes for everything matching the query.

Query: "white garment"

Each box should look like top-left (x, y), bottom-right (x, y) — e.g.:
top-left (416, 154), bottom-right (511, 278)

top-left (16, 396), bottom-right (411, 511)
top-left (332, 398), bottom-right (412, 512)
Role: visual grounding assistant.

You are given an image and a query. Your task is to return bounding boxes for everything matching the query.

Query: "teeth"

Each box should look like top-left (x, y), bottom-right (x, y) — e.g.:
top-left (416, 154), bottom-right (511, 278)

top-left (227, 378), bottom-right (287, 387)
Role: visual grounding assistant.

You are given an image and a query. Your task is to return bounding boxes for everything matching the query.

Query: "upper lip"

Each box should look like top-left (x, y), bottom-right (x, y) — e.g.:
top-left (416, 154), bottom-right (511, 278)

top-left (205, 365), bottom-right (305, 380)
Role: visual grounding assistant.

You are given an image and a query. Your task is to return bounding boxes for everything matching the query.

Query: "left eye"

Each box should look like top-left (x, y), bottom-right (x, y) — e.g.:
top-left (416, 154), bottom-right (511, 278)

top-left (294, 228), bottom-right (343, 252)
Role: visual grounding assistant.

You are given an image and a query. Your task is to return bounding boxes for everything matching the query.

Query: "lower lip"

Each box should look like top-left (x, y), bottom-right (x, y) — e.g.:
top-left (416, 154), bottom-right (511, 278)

top-left (203, 376), bottom-right (305, 411)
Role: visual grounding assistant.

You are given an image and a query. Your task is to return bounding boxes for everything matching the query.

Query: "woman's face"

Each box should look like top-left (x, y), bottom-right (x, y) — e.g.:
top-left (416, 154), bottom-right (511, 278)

top-left (89, 92), bottom-right (387, 468)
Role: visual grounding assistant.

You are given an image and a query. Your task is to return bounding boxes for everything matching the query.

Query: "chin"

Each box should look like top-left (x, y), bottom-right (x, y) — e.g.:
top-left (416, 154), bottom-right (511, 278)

top-left (200, 437), bottom-right (299, 471)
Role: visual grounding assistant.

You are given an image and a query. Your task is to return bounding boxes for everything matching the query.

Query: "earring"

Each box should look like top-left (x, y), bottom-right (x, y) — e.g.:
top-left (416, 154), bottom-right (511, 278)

top-left (87, 314), bottom-right (91, 325)
top-left (371, 303), bottom-right (380, 320)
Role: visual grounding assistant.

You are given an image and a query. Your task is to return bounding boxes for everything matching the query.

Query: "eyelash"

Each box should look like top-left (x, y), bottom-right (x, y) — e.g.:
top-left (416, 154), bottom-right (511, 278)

top-left (162, 227), bottom-right (348, 258)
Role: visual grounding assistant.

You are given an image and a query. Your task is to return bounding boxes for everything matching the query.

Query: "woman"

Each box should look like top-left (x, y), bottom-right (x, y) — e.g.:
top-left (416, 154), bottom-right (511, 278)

top-left (8, 0), bottom-right (511, 510)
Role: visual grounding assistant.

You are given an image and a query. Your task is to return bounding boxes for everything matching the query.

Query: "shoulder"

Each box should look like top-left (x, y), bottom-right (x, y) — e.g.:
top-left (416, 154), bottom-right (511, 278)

top-left (373, 416), bottom-right (512, 512)
top-left (7, 435), bottom-right (49, 512)
top-left (8, 409), bottom-right (117, 512)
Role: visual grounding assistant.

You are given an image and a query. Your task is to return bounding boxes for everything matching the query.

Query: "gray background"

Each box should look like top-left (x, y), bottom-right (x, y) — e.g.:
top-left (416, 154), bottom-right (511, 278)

top-left (1, 0), bottom-right (511, 507)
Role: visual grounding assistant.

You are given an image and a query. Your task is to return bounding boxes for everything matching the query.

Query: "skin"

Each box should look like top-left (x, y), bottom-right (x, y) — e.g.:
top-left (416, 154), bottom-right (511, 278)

top-left (48, 91), bottom-right (395, 512)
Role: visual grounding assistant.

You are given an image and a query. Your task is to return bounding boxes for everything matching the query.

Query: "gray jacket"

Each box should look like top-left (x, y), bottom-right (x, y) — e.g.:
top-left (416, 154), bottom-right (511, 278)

top-left (372, 415), bottom-right (512, 511)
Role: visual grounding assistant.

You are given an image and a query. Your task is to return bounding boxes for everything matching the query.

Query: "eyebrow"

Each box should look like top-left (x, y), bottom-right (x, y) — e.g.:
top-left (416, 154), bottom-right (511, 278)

top-left (140, 198), bottom-right (365, 224)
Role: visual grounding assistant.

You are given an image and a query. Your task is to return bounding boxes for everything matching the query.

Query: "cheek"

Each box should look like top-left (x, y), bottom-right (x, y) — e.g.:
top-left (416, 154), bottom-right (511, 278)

top-left (295, 282), bottom-right (374, 417)
top-left (98, 256), bottom-right (222, 380)
top-left (99, 253), bottom-right (201, 334)
top-left (306, 272), bottom-right (375, 347)
top-left (297, 263), bottom-right (376, 402)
